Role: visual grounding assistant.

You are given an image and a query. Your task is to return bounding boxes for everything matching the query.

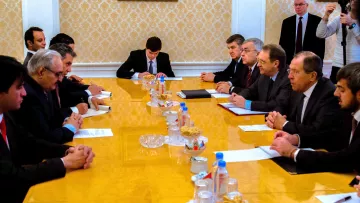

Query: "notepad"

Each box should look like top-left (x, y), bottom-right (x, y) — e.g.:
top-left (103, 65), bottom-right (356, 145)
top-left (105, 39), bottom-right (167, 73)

top-left (74, 128), bottom-right (113, 138)
top-left (316, 192), bottom-right (360, 203)
top-left (177, 89), bottom-right (211, 99)
top-left (81, 105), bottom-right (111, 118)
top-left (218, 103), bottom-right (268, 115)
top-left (205, 89), bottom-right (230, 98)
top-left (238, 124), bottom-right (273, 132)
top-left (95, 91), bottom-right (112, 99)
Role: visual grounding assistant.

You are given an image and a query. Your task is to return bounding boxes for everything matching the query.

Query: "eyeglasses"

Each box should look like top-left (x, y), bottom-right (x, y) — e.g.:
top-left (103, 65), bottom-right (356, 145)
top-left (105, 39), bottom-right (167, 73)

top-left (294, 3), bottom-right (307, 7)
top-left (287, 69), bottom-right (301, 75)
top-left (257, 59), bottom-right (268, 65)
top-left (45, 67), bottom-right (64, 78)
top-left (241, 49), bottom-right (257, 54)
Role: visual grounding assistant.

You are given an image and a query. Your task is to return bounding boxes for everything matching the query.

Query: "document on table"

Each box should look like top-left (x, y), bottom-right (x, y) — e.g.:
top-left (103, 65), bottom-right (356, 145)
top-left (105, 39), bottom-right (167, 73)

top-left (131, 77), bottom-right (183, 81)
top-left (238, 124), bottom-right (273, 132)
top-left (316, 192), bottom-right (360, 203)
top-left (74, 129), bottom-right (113, 138)
top-left (205, 89), bottom-right (230, 98)
top-left (95, 91), bottom-right (112, 99)
top-left (229, 107), bottom-right (267, 115)
top-left (215, 146), bottom-right (314, 163)
top-left (81, 105), bottom-right (111, 118)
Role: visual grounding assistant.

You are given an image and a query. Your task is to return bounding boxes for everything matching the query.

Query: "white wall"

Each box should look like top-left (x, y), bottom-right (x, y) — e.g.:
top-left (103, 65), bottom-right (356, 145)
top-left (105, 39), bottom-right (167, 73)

top-left (22, 0), bottom-right (60, 57)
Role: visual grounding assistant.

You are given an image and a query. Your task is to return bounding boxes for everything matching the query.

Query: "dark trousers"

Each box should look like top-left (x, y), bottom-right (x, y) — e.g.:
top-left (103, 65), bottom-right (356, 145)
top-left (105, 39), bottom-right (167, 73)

top-left (330, 66), bottom-right (341, 84)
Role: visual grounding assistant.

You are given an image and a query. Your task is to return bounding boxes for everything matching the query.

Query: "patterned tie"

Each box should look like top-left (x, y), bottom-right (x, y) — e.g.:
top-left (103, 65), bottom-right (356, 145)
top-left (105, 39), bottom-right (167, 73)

top-left (0, 118), bottom-right (7, 143)
top-left (55, 85), bottom-right (61, 108)
top-left (295, 17), bottom-right (303, 54)
top-left (149, 61), bottom-right (154, 74)
top-left (246, 67), bottom-right (252, 87)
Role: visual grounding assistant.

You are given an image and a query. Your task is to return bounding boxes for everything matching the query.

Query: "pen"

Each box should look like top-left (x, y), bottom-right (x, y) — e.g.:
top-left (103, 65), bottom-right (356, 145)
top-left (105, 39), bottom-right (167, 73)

top-left (334, 195), bottom-right (352, 203)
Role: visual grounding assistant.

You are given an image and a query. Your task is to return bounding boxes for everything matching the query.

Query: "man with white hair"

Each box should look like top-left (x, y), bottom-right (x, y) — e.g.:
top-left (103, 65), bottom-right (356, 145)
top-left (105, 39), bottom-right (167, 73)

top-left (279, 0), bottom-right (325, 64)
top-left (10, 49), bottom-right (82, 144)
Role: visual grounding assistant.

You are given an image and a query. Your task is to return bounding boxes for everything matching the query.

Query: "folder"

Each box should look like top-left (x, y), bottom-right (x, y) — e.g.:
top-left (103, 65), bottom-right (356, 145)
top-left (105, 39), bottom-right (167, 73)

top-left (177, 89), bottom-right (211, 99)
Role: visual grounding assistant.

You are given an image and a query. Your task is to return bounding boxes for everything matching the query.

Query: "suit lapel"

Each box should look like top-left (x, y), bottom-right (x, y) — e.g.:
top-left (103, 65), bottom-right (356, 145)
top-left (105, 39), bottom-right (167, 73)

top-left (269, 68), bottom-right (286, 98)
top-left (142, 50), bottom-right (148, 72)
top-left (302, 80), bottom-right (322, 122)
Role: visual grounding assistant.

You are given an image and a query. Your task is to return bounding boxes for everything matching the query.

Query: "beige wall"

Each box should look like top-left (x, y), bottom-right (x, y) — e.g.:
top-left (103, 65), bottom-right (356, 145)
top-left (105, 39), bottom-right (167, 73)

top-left (59, 0), bottom-right (232, 63)
top-left (0, 0), bottom-right (23, 61)
top-left (265, 0), bottom-right (340, 60)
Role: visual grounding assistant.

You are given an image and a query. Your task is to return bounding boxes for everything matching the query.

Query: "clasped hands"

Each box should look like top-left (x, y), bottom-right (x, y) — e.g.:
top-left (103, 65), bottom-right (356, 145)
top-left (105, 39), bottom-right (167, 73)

top-left (62, 144), bottom-right (95, 170)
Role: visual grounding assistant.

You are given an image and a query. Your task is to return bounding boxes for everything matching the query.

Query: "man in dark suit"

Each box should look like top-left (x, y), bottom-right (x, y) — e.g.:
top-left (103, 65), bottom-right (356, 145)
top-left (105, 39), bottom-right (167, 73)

top-left (215, 37), bottom-right (262, 94)
top-left (10, 50), bottom-right (83, 144)
top-left (116, 36), bottom-right (175, 79)
top-left (230, 44), bottom-right (292, 113)
top-left (271, 62), bottom-right (360, 173)
top-left (49, 43), bottom-right (105, 115)
top-left (279, 0), bottom-right (325, 64)
top-left (266, 52), bottom-right (340, 135)
top-left (0, 55), bottom-right (94, 202)
top-left (23, 27), bottom-right (46, 68)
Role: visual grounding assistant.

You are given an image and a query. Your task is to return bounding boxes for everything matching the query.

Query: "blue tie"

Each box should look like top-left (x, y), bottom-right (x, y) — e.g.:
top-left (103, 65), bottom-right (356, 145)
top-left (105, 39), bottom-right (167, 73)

top-left (149, 61), bottom-right (153, 74)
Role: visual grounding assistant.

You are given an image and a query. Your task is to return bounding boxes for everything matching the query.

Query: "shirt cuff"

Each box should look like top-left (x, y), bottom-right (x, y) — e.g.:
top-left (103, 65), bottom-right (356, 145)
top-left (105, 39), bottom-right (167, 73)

top-left (70, 107), bottom-right (79, 114)
top-left (350, 23), bottom-right (360, 37)
top-left (230, 86), bottom-right (235, 93)
top-left (60, 158), bottom-right (65, 166)
top-left (228, 81), bottom-right (233, 86)
top-left (295, 134), bottom-right (301, 147)
top-left (293, 149), bottom-right (300, 162)
top-left (63, 124), bottom-right (76, 134)
top-left (88, 96), bottom-right (94, 107)
top-left (85, 90), bottom-right (92, 96)
top-left (132, 72), bottom-right (140, 79)
top-left (245, 100), bottom-right (252, 110)
top-left (282, 121), bottom-right (289, 128)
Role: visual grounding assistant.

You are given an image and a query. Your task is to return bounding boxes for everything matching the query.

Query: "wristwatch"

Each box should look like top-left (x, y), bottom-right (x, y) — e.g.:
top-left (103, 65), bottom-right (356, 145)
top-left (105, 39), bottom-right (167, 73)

top-left (349, 23), bottom-right (357, 29)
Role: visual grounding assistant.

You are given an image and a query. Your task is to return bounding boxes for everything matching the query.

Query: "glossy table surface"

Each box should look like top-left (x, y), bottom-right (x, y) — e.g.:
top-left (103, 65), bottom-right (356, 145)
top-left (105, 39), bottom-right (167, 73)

top-left (24, 78), bottom-right (356, 203)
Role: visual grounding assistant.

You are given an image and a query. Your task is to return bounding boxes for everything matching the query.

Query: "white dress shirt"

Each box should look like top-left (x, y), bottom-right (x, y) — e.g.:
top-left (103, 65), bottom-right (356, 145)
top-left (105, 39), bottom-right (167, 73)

top-left (295, 12), bottom-right (309, 47)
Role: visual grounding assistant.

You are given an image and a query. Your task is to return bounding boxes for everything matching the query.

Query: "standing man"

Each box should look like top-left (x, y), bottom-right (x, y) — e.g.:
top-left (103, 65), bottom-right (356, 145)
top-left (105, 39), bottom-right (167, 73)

top-left (116, 36), bottom-right (175, 79)
top-left (230, 44), bottom-right (292, 113)
top-left (23, 27), bottom-right (46, 67)
top-left (279, 0), bottom-right (325, 64)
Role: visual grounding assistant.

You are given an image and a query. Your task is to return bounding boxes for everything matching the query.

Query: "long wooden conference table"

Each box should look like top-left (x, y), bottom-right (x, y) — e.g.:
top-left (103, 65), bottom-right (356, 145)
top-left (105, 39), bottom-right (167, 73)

top-left (24, 78), bottom-right (356, 203)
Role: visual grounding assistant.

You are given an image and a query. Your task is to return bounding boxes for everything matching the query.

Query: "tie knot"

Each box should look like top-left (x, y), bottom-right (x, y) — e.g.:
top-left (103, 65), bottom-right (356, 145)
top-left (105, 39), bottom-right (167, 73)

top-left (149, 61), bottom-right (153, 64)
top-left (299, 17), bottom-right (303, 20)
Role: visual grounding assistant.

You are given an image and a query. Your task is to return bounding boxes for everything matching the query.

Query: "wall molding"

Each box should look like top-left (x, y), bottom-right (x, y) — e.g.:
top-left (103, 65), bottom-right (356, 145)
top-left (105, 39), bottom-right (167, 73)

top-left (70, 60), bottom-right (333, 78)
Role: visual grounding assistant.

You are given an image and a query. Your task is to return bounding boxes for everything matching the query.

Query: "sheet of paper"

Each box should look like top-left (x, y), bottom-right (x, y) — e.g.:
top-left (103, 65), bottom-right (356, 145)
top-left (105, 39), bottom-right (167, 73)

top-left (212, 93), bottom-right (230, 98)
top-left (229, 107), bottom-right (267, 115)
top-left (238, 124), bottom-right (273, 132)
top-left (258, 146), bottom-right (281, 158)
top-left (316, 192), bottom-right (360, 203)
top-left (74, 129), bottom-right (113, 138)
top-left (219, 102), bottom-right (238, 108)
top-left (206, 89), bottom-right (218, 94)
top-left (214, 148), bottom-right (272, 163)
top-left (81, 109), bottom-right (109, 118)
top-left (160, 77), bottom-right (183, 81)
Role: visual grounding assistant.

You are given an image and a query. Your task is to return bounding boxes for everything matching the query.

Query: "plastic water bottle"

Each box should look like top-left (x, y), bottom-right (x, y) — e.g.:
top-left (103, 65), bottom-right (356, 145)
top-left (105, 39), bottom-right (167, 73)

top-left (212, 152), bottom-right (223, 194)
top-left (159, 76), bottom-right (166, 94)
top-left (181, 107), bottom-right (191, 127)
top-left (177, 102), bottom-right (186, 127)
top-left (215, 160), bottom-right (229, 202)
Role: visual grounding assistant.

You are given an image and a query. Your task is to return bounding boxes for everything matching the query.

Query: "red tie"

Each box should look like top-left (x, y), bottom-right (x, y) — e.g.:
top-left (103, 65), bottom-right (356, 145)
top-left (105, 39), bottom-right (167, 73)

top-left (246, 67), bottom-right (252, 87)
top-left (0, 118), bottom-right (7, 143)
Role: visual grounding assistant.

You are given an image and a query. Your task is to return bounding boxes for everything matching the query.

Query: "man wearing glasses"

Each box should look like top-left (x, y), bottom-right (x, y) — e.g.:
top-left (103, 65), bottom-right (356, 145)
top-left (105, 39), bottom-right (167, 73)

top-left (266, 52), bottom-right (340, 151)
top-left (10, 50), bottom-right (82, 144)
top-left (279, 0), bottom-right (325, 65)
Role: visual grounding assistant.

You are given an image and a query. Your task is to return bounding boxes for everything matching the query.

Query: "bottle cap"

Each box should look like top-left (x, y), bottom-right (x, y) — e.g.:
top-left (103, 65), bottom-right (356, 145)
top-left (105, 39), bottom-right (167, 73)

top-left (218, 160), bottom-right (226, 167)
top-left (160, 76), bottom-right (165, 82)
top-left (216, 152), bottom-right (223, 160)
top-left (183, 107), bottom-right (188, 111)
top-left (180, 102), bottom-right (186, 107)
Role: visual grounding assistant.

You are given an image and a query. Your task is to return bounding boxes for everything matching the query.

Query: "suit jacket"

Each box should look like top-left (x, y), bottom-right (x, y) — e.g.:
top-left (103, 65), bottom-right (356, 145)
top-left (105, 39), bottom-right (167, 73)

top-left (0, 113), bottom-right (68, 203)
top-left (9, 76), bottom-right (75, 144)
top-left (295, 111), bottom-right (360, 173)
top-left (282, 77), bottom-right (340, 134)
top-left (214, 59), bottom-right (248, 84)
top-left (239, 67), bottom-right (292, 114)
top-left (230, 63), bottom-right (261, 94)
top-left (116, 49), bottom-right (175, 79)
top-left (23, 52), bottom-right (33, 69)
top-left (279, 13), bottom-right (325, 64)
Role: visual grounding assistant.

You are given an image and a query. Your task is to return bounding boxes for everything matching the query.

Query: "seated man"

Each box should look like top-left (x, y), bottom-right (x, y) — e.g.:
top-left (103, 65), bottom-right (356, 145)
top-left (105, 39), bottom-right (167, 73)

top-left (116, 36), bottom-right (175, 79)
top-left (230, 44), bottom-right (292, 113)
top-left (266, 51), bottom-right (339, 134)
top-left (271, 63), bottom-right (360, 172)
top-left (23, 27), bottom-right (46, 68)
top-left (214, 37), bottom-right (261, 94)
top-left (0, 55), bottom-right (94, 202)
top-left (49, 43), bottom-right (105, 115)
top-left (10, 50), bottom-right (82, 144)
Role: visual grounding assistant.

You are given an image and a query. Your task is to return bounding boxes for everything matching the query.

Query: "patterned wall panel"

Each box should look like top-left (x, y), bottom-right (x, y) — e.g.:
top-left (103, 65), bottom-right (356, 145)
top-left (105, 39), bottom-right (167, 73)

top-left (0, 0), bottom-right (23, 61)
top-left (265, 0), bottom-right (340, 60)
top-left (59, 0), bottom-right (232, 63)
